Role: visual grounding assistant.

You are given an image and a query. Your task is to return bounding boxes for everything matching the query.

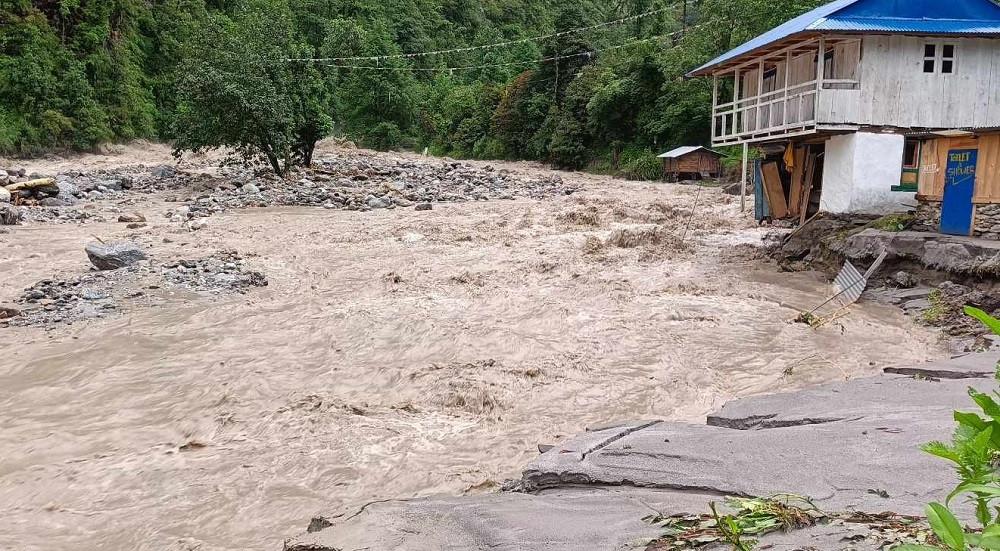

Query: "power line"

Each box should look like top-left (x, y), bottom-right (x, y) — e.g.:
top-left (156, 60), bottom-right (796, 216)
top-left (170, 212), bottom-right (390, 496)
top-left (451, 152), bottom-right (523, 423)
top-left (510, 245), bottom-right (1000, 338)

top-left (305, 26), bottom-right (700, 73)
top-left (285, 7), bottom-right (679, 63)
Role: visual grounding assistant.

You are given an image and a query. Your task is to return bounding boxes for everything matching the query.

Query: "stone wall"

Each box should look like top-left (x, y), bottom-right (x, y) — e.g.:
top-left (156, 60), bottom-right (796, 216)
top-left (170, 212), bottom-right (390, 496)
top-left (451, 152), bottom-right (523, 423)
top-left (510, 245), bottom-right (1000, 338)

top-left (913, 201), bottom-right (1000, 240)
top-left (974, 204), bottom-right (1000, 240)
top-left (913, 200), bottom-right (941, 232)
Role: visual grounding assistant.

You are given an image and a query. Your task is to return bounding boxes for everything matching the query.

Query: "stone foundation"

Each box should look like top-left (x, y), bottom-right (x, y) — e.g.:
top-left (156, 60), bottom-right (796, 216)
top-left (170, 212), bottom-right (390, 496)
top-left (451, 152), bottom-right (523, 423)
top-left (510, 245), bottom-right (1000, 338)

top-left (913, 200), bottom-right (941, 232)
top-left (912, 200), bottom-right (1000, 240)
top-left (974, 204), bottom-right (1000, 240)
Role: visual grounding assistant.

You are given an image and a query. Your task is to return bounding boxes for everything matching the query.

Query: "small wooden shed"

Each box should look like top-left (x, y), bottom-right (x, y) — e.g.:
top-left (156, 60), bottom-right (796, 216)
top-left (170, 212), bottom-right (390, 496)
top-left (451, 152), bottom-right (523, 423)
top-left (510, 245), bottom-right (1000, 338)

top-left (658, 146), bottom-right (724, 181)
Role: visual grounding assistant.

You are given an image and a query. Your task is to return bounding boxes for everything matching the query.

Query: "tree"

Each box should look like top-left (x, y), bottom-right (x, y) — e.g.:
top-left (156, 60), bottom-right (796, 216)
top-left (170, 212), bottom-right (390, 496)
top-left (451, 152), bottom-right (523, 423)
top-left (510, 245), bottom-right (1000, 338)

top-left (171, 2), bottom-right (332, 174)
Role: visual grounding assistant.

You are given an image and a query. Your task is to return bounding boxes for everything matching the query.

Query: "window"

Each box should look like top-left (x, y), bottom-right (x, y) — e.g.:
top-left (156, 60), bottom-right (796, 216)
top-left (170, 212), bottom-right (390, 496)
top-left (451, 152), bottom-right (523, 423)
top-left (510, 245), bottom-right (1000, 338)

top-left (923, 44), bottom-right (936, 73)
top-left (923, 43), bottom-right (956, 74)
top-left (903, 139), bottom-right (920, 168)
top-left (942, 44), bottom-right (955, 73)
top-left (895, 138), bottom-right (921, 192)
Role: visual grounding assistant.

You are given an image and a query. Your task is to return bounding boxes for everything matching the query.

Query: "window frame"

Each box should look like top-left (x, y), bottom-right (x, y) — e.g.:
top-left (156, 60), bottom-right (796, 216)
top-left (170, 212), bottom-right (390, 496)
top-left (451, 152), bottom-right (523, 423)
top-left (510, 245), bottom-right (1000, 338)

top-left (894, 138), bottom-right (922, 192)
top-left (923, 42), bottom-right (957, 74)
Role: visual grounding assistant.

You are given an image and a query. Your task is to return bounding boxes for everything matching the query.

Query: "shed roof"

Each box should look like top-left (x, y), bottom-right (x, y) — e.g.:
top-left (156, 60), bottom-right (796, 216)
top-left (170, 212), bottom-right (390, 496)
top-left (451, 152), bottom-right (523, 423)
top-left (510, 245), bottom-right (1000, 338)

top-left (689, 0), bottom-right (1000, 76)
top-left (657, 146), bottom-right (725, 158)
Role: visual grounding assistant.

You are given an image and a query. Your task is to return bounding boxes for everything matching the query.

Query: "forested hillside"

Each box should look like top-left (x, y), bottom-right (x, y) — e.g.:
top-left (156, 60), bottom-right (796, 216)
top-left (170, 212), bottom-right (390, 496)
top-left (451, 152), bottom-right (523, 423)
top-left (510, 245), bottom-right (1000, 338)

top-left (0, 0), bottom-right (823, 172)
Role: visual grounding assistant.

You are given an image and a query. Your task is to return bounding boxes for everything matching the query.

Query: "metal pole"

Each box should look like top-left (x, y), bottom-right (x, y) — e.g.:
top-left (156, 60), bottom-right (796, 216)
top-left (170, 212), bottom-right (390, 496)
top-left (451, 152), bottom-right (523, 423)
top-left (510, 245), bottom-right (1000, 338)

top-left (740, 142), bottom-right (749, 212)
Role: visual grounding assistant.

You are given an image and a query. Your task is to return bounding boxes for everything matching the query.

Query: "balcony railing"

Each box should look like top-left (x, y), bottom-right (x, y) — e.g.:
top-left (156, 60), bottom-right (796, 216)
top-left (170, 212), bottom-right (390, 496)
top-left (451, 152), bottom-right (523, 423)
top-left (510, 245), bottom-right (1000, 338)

top-left (711, 78), bottom-right (861, 145)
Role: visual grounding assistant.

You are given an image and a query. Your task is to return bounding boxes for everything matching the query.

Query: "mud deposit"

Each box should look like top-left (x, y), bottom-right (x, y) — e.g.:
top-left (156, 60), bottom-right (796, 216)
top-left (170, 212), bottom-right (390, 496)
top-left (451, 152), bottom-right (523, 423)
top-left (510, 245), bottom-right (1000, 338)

top-left (0, 143), bottom-right (945, 551)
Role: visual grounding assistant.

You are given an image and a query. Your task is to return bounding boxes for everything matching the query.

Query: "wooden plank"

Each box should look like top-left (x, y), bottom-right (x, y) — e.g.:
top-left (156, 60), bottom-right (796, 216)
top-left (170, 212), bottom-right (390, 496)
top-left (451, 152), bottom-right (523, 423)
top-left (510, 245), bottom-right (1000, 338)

top-left (788, 147), bottom-right (806, 217)
top-left (761, 161), bottom-right (788, 218)
top-left (799, 152), bottom-right (816, 225)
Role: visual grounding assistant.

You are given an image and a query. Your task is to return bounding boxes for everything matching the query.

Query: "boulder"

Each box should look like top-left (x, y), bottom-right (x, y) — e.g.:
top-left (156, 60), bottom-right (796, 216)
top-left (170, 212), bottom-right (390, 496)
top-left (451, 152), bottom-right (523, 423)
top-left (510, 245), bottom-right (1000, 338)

top-left (888, 271), bottom-right (917, 288)
top-left (0, 204), bottom-right (21, 225)
top-left (151, 165), bottom-right (176, 179)
top-left (40, 197), bottom-right (71, 207)
top-left (0, 187), bottom-right (9, 203)
top-left (241, 183), bottom-right (260, 194)
top-left (415, 203), bottom-right (432, 211)
top-left (118, 212), bottom-right (146, 223)
top-left (56, 181), bottom-right (80, 202)
top-left (85, 241), bottom-right (148, 270)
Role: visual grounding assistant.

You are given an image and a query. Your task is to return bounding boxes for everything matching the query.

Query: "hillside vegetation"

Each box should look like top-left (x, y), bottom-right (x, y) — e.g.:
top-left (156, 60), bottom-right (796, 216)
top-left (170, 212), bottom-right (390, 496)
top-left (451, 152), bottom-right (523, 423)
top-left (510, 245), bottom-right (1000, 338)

top-left (0, 0), bottom-right (822, 170)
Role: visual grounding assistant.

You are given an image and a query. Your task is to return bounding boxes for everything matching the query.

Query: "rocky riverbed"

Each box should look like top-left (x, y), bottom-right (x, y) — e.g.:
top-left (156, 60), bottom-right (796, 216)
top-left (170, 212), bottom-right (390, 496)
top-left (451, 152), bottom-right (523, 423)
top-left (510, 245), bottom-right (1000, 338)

top-left (1, 148), bottom-right (579, 228)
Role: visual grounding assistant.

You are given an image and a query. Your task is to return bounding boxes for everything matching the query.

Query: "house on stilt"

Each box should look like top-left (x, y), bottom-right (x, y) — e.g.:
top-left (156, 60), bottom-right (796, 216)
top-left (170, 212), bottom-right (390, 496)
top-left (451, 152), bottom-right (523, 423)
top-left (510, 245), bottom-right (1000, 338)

top-left (687, 0), bottom-right (1000, 239)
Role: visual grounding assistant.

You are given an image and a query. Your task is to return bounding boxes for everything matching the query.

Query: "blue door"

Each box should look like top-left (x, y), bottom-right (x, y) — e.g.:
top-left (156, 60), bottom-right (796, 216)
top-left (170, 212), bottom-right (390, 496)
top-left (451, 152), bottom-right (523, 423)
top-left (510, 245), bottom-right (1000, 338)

top-left (940, 148), bottom-right (978, 236)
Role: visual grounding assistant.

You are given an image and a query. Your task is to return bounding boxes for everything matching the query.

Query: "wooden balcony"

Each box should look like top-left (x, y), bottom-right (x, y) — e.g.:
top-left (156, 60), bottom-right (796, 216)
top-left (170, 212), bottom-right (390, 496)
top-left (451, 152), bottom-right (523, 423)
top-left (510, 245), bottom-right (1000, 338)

top-left (708, 37), bottom-right (862, 146)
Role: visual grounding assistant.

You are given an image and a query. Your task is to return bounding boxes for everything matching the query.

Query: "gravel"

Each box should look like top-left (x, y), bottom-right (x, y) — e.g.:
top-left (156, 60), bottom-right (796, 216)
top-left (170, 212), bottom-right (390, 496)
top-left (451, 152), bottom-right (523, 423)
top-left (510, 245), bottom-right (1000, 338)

top-left (2, 250), bottom-right (268, 328)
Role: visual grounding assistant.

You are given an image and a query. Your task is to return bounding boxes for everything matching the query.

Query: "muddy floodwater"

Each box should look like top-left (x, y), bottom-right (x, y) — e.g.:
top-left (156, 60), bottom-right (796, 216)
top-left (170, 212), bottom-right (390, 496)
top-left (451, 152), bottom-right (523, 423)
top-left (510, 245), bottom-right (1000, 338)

top-left (0, 145), bottom-right (945, 551)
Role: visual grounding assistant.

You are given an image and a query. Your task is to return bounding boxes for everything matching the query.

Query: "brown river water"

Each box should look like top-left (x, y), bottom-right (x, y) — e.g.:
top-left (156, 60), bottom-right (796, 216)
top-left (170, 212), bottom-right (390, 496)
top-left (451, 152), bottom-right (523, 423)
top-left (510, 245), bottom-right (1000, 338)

top-left (0, 146), bottom-right (944, 551)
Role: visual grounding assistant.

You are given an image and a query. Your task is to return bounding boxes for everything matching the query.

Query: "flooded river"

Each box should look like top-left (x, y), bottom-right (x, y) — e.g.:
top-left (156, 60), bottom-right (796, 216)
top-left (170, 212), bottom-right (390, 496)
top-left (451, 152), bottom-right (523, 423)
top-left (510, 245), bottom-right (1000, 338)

top-left (0, 150), bottom-right (944, 551)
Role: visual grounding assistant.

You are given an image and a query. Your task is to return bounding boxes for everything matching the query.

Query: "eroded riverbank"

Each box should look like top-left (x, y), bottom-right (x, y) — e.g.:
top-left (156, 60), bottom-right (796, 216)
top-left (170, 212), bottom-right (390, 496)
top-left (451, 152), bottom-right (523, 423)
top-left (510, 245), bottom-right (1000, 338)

top-left (0, 143), bottom-right (946, 551)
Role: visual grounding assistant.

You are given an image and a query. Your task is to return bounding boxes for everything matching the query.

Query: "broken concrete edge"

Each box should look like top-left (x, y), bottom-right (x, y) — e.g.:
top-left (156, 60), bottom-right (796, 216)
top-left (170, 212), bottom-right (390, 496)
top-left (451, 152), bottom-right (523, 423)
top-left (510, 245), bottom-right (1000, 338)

top-left (831, 229), bottom-right (1000, 277)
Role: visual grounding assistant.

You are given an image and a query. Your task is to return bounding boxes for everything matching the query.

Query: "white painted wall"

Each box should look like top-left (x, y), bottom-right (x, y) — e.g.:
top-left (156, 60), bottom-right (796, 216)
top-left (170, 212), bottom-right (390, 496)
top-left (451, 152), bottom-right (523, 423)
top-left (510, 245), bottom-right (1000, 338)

top-left (820, 134), bottom-right (855, 213)
top-left (818, 35), bottom-right (1000, 129)
top-left (820, 132), bottom-right (913, 214)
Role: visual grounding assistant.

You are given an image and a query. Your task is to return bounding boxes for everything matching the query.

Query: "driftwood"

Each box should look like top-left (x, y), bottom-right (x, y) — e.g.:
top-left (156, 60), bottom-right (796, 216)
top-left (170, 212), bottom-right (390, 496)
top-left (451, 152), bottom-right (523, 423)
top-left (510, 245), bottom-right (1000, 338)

top-left (3, 178), bottom-right (56, 192)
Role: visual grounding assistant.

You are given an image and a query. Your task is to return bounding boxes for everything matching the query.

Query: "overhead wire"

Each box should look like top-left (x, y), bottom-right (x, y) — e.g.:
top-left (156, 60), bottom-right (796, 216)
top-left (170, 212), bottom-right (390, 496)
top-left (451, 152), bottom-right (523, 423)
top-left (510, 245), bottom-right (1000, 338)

top-left (298, 23), bottom-right (704, 73)
top-left (284, 5), bottom-right (686, 63)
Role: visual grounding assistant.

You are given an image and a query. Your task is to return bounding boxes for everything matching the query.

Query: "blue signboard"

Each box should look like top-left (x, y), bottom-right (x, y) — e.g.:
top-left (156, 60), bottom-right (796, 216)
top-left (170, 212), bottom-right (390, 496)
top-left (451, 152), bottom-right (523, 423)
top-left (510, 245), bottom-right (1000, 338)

top-left (940, 148), bottom-right (977, 236)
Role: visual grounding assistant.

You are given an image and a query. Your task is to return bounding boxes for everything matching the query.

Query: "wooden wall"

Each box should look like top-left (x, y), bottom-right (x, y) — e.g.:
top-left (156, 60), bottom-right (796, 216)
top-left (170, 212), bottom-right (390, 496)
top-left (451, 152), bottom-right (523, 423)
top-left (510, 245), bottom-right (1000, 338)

top-left (822, 36), bottom-right (1000, 129)
top-left (917, 133), bottom-right (1000, 203)
top-left (663, 152), bottom-right (722, 176)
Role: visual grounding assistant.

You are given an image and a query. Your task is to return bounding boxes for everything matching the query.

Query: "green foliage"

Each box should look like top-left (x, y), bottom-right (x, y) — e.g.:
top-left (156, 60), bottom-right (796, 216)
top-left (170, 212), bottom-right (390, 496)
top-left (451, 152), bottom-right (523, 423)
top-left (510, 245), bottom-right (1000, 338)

top-left (907, 308), bottom-right (1000, 550)
top-left (620, 149), bottom-right (662, 181)
top-left (643, 495), bottom-right (822, 550)
top-left (0, 0), bottom-right (833, 174)
top-left (170, 2), bottom-right (332, 173)
top-left (966, 307), bottom-right (1000, 336)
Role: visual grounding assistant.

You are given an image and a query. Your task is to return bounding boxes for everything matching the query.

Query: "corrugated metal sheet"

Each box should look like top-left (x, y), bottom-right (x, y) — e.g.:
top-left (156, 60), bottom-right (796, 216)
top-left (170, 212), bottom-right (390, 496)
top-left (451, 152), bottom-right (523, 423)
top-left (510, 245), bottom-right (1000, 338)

top-left (688, 0), bottom-right (1000, 76)
top-left (833, 260), bottom-right (866, 304)
top-left (657, 146), bottom-right (724, 158)
top-left (814, 19), bottom-right (1000, 33)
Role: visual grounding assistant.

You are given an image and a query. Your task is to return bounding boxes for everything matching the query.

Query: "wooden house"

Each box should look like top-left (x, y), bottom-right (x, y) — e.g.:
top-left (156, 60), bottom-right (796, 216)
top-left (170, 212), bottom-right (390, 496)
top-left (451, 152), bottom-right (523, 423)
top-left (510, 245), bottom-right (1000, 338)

top-left (688, 0), bottom-right (1000, 237)
top-left (658, 146), bottom-right (724, 181)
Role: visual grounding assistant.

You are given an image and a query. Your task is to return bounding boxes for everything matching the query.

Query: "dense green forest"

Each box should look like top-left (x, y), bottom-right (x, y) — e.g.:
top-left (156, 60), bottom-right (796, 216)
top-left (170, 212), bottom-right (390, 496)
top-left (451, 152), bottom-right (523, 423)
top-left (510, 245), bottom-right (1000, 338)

top-left (0, 0), bottom-right (823, 174)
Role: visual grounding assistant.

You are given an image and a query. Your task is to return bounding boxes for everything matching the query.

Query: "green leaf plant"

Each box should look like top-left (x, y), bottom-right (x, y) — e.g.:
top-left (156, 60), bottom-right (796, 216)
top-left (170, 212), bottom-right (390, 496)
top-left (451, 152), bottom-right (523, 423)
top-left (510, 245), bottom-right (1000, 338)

top-left (900, 308), bottom-right (1000, 550)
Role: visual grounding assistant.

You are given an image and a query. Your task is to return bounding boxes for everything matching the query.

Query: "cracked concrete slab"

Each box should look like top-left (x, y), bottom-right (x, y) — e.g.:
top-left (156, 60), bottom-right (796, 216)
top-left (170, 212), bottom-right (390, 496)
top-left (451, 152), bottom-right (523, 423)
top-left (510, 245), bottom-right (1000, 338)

top-left (707, 374), bottom-right (993, 430)
top-left (831, 229), bottom-right (1000, 274)
top-left (289, 353), bottom-right (999, 550)
top-left (284, 488), bottom-right (722, 551)
top-left (522, 414), bottom-right (952, 515)
top-left (884, 351), bottom-right (1000, 379)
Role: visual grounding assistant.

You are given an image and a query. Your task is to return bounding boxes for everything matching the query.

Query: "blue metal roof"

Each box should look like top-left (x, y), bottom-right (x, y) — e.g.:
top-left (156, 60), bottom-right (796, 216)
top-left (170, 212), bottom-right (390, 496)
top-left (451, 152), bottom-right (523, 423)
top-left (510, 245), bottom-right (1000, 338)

top-left (689, 0), bottom-right (1000, 76)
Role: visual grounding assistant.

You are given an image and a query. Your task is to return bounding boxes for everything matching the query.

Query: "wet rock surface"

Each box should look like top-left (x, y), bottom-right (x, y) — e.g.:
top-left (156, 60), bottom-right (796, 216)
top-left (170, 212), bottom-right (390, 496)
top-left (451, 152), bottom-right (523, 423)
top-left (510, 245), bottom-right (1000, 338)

top-left (161, 250), bottom-right (267, 294)
top-left (3, 155), bottom-right (580, 230)
top-left (2, 250), bottom-right (267, 328)
top-left (85, 240), bottom-right (148, 270)
top-left (289, 352), bottom-right (1000, 551)
top-left (178, 156), bottom-right (578, 215)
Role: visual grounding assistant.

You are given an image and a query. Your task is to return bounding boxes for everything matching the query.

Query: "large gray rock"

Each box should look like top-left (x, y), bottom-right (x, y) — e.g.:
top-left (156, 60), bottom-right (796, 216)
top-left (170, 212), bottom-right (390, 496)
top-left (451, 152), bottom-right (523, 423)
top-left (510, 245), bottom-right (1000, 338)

top-left (0, 187), bottom-right (9, 203)
top-left (0, 204), bottom-right (21, 225)
top-left (151, 165), bottom-right (176, 179)
top-left (85, 241), bottom-right (148, 270)
top-left (56, 181), bottom-right (80, 203)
